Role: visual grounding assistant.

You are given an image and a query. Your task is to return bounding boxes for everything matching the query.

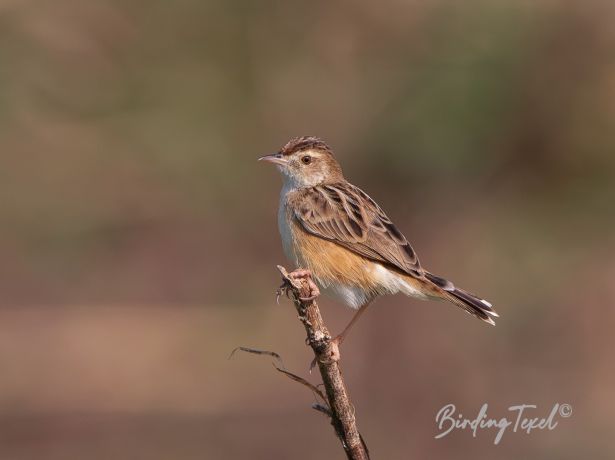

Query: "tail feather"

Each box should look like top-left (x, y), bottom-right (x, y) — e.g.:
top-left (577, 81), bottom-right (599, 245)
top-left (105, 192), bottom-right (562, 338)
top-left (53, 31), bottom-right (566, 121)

top-left (424, 272), bottom-right (498, 326)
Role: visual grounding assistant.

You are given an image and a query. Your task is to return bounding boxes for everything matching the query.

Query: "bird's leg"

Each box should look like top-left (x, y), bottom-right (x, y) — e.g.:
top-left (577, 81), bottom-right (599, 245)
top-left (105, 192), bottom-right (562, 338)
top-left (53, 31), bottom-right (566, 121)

top-left (312, 302), bottom-right (371, 367)
top-left (331, 301), bottom-right (372, 348)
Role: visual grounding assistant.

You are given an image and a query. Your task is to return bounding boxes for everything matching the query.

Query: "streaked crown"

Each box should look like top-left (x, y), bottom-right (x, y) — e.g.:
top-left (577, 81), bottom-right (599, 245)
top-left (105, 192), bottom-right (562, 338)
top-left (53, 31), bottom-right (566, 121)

top-left (280, 136), bottom-right (334, 157)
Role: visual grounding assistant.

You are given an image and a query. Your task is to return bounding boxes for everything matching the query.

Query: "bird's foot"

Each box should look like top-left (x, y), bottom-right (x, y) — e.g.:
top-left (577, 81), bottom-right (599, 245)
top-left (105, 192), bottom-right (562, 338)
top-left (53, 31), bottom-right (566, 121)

top-left (309, 335), bottom-right (341, 373)
top-left (328, 335), bottom-right (342, 361)
top-left (287, 269), bottom-right (321, 301)
top-left (287, 269), bottom-right (312, 278)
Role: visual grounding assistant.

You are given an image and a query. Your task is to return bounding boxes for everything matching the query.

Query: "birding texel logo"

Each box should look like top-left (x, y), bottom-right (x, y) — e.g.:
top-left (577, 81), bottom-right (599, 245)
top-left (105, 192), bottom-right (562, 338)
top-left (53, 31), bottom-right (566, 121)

top-left (435, 403), bottom-right (572, 444)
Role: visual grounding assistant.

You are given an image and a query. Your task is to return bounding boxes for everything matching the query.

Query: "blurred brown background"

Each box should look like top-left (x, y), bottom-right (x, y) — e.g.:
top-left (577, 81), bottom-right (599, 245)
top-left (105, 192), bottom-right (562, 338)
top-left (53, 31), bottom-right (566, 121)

top-left (1, 0), bottom-right (614, 459)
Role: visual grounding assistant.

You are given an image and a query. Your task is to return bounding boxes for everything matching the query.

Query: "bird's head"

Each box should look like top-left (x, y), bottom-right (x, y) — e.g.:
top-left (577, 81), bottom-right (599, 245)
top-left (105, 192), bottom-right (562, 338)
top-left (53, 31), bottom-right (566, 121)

top-left (259, 136), bottom-right (344, 188)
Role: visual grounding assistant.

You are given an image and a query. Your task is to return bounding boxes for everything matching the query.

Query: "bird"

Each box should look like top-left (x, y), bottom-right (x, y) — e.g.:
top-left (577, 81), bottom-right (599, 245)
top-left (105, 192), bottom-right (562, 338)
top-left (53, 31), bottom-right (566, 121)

top-left (259, 136), bottom-right (498, 349)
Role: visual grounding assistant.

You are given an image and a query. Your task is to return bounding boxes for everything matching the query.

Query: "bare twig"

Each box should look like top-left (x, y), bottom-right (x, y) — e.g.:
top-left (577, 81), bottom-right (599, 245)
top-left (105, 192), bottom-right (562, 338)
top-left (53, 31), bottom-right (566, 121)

top-left (228, 346), bottom-right (284, 368)
top-left (275, 366), bottom-right (328, 403)
top-left (277, 265), bottom-right (370, 460)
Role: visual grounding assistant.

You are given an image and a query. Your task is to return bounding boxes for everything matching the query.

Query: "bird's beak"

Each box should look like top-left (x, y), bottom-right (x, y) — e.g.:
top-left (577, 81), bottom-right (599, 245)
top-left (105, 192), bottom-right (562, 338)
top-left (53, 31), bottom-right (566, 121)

top-left (258, 152), bottom-right (287, 166)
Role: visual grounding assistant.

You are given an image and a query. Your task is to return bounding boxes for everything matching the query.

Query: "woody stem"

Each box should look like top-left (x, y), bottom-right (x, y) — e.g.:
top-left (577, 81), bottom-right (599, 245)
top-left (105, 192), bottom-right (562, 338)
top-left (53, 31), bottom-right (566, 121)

top-left (278, 266), bottom-right (370, 460)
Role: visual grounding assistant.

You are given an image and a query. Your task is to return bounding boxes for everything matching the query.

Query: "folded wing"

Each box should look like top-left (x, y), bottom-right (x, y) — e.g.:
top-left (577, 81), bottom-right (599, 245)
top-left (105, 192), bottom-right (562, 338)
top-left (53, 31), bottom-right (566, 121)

top-left (289, 183), bottom-right (422, 277)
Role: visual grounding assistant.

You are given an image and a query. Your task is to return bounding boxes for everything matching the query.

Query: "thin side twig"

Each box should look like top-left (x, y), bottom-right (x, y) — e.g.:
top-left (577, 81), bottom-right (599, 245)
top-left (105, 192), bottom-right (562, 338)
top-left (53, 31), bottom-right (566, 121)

top-left (229, 346), bottom-right (328, 405)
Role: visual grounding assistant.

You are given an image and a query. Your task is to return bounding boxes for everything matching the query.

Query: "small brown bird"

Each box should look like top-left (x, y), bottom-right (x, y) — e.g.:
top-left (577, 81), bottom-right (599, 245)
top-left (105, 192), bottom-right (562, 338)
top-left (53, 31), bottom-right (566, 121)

top-left (260, 136), bottom-right (498, 347)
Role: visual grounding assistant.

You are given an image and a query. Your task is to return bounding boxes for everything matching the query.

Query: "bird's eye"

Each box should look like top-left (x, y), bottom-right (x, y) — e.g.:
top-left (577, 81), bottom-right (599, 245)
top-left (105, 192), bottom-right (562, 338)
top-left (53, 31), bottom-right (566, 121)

top-left (301, 155), bottom-right (312, 165)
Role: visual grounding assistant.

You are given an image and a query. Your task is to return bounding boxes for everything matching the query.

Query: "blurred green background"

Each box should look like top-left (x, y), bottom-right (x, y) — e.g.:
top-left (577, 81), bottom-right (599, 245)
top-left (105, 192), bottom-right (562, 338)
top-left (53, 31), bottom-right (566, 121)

top-left (1, 0), bottom-right (614, 459)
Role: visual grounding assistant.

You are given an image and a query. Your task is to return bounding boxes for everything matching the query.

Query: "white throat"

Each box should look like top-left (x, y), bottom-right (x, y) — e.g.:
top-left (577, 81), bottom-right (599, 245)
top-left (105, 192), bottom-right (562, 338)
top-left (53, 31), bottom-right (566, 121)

top-left (278, 166), bottom-right (303, 192)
